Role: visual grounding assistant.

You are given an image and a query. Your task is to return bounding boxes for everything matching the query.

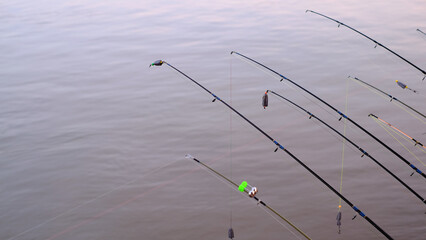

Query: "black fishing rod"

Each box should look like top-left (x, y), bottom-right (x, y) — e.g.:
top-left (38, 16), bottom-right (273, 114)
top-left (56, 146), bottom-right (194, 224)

top-left (306, 10), bottom-right (426, 80)
top-left (150, 59), bottom-right (394, 240)
top-left (231, 51), bottom-right (425, 179)
top-left (266, 90), bottom-right (425, 204)
top-left (418, 29), bottom-right (426, 36)
top-left (184, 154), bottom-right (312, 240)
top-left (348, 76), bottom-right (425, 119)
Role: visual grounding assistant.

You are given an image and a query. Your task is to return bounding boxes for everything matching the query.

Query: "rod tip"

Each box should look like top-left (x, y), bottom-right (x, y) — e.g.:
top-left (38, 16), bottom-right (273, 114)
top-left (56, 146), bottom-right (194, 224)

top-left (150, 60), bottom-right (164, 67)
top-left (230, 51), bottom-right (235, 54)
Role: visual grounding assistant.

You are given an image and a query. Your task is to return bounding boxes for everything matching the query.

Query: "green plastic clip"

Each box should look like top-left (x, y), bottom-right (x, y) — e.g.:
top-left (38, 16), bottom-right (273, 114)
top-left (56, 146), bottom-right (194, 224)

top-left (239, 181), bottom-right (248, 192)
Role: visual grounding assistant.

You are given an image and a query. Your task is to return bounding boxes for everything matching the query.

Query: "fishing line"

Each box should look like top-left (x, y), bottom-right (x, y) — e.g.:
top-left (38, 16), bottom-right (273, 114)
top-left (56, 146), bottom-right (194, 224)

top-left (369, 114), bottom-right (426, 152)
top-left (371, 117), bottom-right (423, 165)
top-left (152, 60), bottom-right (395, 239)
top-left (230, 52), bottom-right (426, 180)
top-left (187, 154), bottom-right (310, 240)
top-left (337, 77), bottom-right (350, 234)
top-left (368, 114), bottom-right (426, 153)
top-left (6, 158), bottom-right (184, 240)
top-left (378, 120), bottom-right (424, 165)
top-left (233, 53), bottom-right (340, 121)
top-left (384, 128), bottom-right (426, 154)
top-left (369, 116), bottom-right (425, 167)
top-left (348, 77), bottom-right (391, 102)
top-left (228, 53), bottom-right (234, 238)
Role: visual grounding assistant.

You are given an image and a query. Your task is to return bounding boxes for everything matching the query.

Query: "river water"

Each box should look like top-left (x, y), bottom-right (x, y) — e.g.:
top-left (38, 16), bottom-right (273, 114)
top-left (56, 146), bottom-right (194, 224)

top-left (1, 0), bottom-right (425, 239)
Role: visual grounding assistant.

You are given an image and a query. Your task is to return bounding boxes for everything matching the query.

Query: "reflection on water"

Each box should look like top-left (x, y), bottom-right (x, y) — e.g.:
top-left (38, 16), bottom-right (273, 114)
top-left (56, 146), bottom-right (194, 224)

top-left (1, 0), bottom-right (425, 239)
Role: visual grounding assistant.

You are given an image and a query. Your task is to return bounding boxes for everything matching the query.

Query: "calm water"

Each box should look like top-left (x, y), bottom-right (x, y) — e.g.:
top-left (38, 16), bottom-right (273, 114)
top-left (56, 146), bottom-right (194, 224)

top-left (1, 0), bottom-right (425, 239)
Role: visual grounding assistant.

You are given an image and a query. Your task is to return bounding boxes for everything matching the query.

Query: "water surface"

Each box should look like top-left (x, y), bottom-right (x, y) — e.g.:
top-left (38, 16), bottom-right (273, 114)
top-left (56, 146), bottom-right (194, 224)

top-left (1, 0), bottom-right (425, 239)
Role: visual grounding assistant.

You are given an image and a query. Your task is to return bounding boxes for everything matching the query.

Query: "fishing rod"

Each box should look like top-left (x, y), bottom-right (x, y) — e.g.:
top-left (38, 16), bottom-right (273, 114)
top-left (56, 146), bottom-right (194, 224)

top-left (185, 154), bottom-right (312, 240)
top-left (265, 90), bottom-right (425, 204)
top-left (231, 51), bottom-right (425, 180)
top-left (369, 114), bottom-right (425, 150)
top-left (418, 29), bottom-right (426, 36)
top-left (348, 76), bottom-right (425, 119)
top-left (150, 59), bottom-right (394, 239)
top-left (306, 10), bottom-right (426, 80)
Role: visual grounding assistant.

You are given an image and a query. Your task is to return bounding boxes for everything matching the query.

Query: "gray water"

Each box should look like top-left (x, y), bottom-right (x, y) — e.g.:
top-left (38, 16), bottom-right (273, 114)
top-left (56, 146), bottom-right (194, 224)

top-left (1, 0), bottom-right (425, 239)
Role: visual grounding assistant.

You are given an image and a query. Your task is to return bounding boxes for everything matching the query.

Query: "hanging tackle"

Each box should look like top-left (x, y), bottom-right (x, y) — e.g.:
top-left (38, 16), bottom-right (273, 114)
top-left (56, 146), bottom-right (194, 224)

top-left (265, 90), bottom-right (425, 204)
top-left (395, 80), bottom-right (418, 94)
top-left (231, 51), bottom-right (426, 180)
top-left (262, 91), bottom-right (268, 109)
top-left (306, 10), bottom-right (426, 81)
top-left (151, 60), bottom-right (394, 239)
top-left (228, 228), bottom-right (234, 240)
top-left (348, 76), bottom-right (425, 120)
top-left (185, 154), bottom-right (311, 240)
top-left (336, 210), bottom-right (342, 234)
